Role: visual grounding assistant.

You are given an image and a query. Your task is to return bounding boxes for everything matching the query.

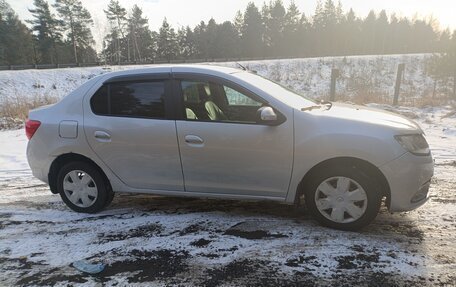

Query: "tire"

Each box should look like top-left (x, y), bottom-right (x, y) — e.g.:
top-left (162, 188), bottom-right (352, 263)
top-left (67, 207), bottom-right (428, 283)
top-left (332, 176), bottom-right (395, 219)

top-left (57, 161), bottom-right (110, 213)
top-left (304, 164), bottom-right (382, 231)
top-left (105, 188), bottom-right (115, 207)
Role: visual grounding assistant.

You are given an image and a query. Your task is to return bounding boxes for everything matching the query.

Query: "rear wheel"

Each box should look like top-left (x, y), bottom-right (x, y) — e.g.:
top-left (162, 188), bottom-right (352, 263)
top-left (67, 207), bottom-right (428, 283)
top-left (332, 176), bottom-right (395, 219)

top-left (304, 165), bottom-right (382, 231)
top-left (105, 187), bottom-right (115, 207)
top-left (57, 162), bottom-right (112, 213)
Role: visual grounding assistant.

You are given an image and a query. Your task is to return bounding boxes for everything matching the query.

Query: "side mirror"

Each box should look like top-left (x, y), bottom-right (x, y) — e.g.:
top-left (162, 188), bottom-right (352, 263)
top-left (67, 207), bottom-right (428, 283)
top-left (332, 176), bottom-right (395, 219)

top-left (257, 106), bottom-right (278, 124)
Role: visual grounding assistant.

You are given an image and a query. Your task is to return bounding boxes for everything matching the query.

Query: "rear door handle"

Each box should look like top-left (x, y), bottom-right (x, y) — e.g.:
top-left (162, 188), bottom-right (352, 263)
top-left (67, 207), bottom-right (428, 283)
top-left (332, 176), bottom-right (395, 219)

top-left (184, 135), bottom-right (204, 146)
top-left (94, 131), bottom-right (111, 142)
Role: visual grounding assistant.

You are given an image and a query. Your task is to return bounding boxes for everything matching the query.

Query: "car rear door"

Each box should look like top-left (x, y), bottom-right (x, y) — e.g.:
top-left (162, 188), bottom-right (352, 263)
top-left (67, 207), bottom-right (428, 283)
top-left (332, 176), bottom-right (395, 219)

top-left (173, 73), bottom-right (294, 198)
top-left (83, 73), bottom-right (184, 191)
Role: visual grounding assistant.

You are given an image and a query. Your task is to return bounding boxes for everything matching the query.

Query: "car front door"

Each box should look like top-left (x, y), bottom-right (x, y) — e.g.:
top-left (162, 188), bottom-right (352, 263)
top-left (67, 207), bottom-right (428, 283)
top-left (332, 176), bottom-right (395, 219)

top-left (83, 74), bottom-right (184, 191)
top-left (174, 74), bottom-right (294, 198)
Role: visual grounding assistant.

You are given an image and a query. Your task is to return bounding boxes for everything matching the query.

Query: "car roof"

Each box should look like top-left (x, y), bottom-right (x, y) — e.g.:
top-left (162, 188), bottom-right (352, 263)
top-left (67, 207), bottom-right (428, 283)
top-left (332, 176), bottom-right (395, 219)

top-left (102, 64), bottom-right (243, 80)
top-left (171, 64), bottom-right (241, 75)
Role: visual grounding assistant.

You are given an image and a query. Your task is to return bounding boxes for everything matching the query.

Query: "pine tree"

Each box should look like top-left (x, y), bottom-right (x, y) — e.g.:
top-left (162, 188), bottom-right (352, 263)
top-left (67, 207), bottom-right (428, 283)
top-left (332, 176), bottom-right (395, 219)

top-left (156, 18), bottom-right (178, 61)
top-left (284, 1), bottom-right (301, 56)
top-left (438, 29), bottom-right (452, 52)
top-left (311, 0), bottom-right (325, 55)
top-left (322, 0), bottom-right (337, 26)
top-left (362, 10), bottom-right (377, 54)
top-left (127, 5), bottom-right (153, 62)
top-left (234, 10), bottom-right (243, 37)
top-left (206, 18), bottom-right (218, 59)
top-left (0, 0), bottom-right (35, 65)
top-left (397, 17), bottom-right (413, 53)
top-left (54, 0), bottom-right (95, 63)
top-left (101, 29), bottom-right (119, 63)
top-left (322, 0), bottom-right (338, 55)
top-left (374, 10), bottom-right (389, 54)
top-left (430, 30), bottom-right (456, 98)
top-left (232, 11), bottom-right (244, 58)
top-left (411, 18), bottom-right (438, 53)
top-left (341, 8), bottom-right (360, 55)
top-left (0, 0), bottom-right (449, 65)
top-left (193, 21), bottom-right (208, 59)
top-left (297, 13), bottom-right (311, 57)
top-left (216, 21), bottom-right (239, 59)
top-left (385, 13), bottom-right (399, 54)
top-left (313, 0), bottom-right (325, 29)
top-left (264, 0), bottom-right (286, 56)
top-left (104, 0), bottom-right (127, 62)
top-left (242, 2), bottom-right (264, 57)
top-left (28, 0), bottom-right (62, 64)
top-left (177, 26), bottom-right (196, 59)
top-left (335, 1), bottom-right (343, 23)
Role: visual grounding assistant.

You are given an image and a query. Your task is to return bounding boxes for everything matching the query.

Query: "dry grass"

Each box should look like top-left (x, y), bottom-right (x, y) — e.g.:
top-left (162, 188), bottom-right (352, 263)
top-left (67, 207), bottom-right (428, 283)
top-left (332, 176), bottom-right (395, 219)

top-left (0, 94), bottom-right (58, 129)
top-left (411, 96), bottom-right (452, 108)
top-left (337, 82), bottom-right (454, 107)
top-left (336, 89), bottom-right (393, 105)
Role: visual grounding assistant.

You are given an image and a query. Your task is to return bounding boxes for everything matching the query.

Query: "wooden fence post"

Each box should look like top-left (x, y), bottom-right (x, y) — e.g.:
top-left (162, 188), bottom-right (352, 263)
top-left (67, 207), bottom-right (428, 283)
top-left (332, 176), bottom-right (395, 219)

top-left (329, 68), bottom-right (339, 101)
top-left (393, 63), bottom-right (405, 106)
top-left (453, 69), bottom-right (456, 100)
top-left (433, 79), bottom-right (437, 98)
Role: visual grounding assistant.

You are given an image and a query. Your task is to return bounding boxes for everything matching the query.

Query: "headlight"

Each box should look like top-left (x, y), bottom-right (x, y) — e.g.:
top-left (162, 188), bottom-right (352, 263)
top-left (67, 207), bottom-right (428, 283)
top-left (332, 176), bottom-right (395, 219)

top-left (394, 134), bottom-right (430, 156)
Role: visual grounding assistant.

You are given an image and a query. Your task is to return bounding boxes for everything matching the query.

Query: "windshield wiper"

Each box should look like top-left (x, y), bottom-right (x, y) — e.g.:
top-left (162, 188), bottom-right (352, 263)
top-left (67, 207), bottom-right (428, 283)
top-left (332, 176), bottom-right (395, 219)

top-left (320, 100), bottom-right (333, 110)
top-left (301, 105), bottom-right (323, 111)
top-left (301, 101), bottom-right (333, 112)
top-left (236, 62), bottom-right (257, 74)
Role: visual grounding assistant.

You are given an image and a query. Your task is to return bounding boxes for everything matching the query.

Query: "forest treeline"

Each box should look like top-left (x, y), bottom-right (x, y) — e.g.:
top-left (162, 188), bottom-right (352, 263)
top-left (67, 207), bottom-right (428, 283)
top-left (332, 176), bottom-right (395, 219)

top-left (0, 0), bottom-right (455, 67)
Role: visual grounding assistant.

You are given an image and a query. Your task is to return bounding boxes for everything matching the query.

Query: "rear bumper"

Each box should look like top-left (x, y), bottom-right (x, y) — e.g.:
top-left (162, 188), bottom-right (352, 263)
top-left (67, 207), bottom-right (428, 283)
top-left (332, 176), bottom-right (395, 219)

top-left (26, 140), bottom-right (52, 184)
top-left (379, 152), bottom-right (434, 212)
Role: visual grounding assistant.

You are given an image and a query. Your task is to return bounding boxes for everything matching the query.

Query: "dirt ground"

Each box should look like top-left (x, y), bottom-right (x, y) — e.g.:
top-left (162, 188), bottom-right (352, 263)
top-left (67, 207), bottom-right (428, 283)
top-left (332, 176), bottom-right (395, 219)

top-left (0, 160), bottom-right (455, 286)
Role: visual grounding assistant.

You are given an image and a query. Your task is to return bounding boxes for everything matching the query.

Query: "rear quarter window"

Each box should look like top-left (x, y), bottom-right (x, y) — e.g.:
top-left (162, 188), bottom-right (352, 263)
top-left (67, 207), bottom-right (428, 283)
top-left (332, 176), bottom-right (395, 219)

top-left (90, 85), bottom-right (109, 115)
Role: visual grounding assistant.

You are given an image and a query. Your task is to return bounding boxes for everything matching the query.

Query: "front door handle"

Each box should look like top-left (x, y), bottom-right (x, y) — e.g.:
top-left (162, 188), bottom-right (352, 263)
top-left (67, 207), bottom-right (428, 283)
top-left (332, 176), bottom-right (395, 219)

top-left (184, 135), bottom-right (204, 146)
top-left (94, 131), bottom-right (111, 142)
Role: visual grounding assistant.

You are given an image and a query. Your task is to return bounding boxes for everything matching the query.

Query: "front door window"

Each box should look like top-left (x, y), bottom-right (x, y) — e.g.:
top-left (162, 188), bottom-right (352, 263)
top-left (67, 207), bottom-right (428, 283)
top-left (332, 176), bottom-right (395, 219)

top-left (180, 80), bottom-right (263, 123)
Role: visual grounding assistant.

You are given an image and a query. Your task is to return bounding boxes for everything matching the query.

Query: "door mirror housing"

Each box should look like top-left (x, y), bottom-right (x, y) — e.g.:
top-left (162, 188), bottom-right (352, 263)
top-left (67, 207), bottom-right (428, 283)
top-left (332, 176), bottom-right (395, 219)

top-left (257, 106), bottom-right (280, 125)
top-left (260, 106), bottom-right (277, 121)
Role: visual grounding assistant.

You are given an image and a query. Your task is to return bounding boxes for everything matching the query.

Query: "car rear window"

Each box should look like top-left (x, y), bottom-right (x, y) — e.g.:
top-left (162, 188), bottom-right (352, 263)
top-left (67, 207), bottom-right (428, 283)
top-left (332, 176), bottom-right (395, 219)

top-left (90, 81), bottom-right (166, 119)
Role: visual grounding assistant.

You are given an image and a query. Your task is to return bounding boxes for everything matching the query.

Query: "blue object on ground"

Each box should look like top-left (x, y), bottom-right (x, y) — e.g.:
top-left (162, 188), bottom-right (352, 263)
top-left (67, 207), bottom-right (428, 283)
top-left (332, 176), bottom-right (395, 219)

top-left (72, 260), bottom-right (105, 274)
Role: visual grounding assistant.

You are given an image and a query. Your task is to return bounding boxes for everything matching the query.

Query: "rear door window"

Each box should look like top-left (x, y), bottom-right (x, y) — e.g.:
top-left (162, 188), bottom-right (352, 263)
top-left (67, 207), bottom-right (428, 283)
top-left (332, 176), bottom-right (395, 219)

top-left (90, 80), bottom-right (166, 119)
top-left (110, 81), bottom-right (165, 118)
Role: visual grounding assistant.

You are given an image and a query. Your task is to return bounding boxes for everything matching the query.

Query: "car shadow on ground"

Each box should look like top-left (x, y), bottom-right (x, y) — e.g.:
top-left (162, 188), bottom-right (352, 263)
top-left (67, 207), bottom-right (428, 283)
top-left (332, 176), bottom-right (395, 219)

top-left (110, 193), bottom-right (311, 219)
top-left (92, 195), bottom-right (435, 286)
top-left (2, 192), bottom-right (446, 286)
top-left (107, 193), bottom-right (429, 261)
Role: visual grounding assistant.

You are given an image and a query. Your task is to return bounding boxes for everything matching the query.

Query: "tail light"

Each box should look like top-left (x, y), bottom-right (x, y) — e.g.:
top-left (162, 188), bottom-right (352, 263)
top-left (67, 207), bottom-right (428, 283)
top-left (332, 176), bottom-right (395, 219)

top-left (25, 119), bottom-right (41, 140)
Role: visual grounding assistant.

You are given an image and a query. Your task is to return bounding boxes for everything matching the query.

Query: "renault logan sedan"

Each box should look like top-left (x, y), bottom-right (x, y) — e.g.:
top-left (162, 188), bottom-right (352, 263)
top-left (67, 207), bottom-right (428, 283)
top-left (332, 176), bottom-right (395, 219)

top-left (26, 65), bottom-right (433, 230)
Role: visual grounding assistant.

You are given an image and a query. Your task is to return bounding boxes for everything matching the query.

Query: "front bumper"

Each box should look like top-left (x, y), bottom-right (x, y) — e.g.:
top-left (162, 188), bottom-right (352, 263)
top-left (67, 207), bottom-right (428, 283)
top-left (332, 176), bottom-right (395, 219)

top-left (379, 151), bottom-right (434, 212)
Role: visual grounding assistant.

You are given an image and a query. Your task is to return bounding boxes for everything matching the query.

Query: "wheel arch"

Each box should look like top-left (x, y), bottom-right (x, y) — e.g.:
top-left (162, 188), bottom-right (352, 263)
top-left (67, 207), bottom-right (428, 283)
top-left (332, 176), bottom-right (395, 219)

top-left (295, 157), bottom-right (391, 206)
top-left (48, 153), bottom-right (112, 194)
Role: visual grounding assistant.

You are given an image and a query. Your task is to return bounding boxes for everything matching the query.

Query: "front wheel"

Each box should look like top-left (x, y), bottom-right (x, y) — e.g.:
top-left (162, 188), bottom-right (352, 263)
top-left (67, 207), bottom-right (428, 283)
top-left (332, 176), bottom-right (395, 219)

top-left (57, 161), bottom-right (111, 213)
top-left (304, 165), bottom-right (382, 231)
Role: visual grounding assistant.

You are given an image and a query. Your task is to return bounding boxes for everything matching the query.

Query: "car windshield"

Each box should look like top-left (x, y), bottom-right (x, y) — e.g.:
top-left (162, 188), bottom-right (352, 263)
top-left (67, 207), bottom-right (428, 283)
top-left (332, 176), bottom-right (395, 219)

top-left (233, 71), bottom-right (317, 108)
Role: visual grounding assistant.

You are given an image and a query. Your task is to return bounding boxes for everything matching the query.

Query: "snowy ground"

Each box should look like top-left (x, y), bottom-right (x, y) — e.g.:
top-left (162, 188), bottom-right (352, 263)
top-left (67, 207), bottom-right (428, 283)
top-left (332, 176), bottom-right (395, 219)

top-left (0, 105), bottom-right (455, 286)
top-left (1, 53), bottom-right (453, 109)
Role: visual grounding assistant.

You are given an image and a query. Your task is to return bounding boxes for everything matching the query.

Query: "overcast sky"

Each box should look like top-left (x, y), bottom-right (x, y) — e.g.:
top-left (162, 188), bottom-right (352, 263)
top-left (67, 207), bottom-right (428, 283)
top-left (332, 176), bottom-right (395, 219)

top-left (7, 0), bottom-right (456, 51)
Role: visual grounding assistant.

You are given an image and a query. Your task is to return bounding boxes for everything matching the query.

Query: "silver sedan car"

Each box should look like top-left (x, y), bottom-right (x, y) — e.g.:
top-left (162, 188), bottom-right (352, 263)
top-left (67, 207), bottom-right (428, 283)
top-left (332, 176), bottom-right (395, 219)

top-left (26, 65), bottom-right (433, 230)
